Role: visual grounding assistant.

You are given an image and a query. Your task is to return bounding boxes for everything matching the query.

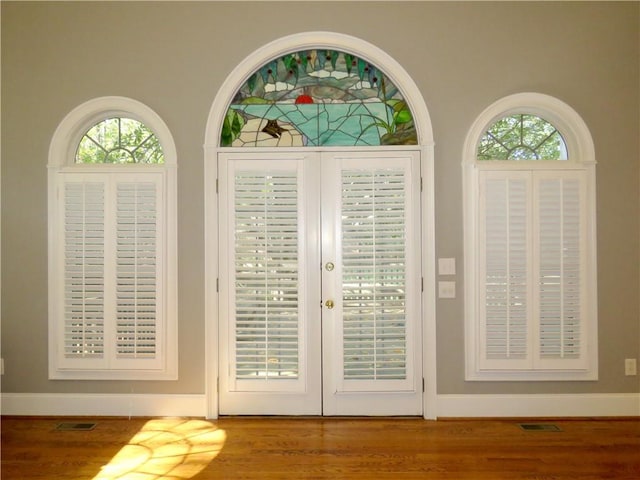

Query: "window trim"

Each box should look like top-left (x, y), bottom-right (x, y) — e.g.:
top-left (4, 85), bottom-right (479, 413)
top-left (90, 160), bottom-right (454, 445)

top-left (48, 97), bottom-right (178, 380)
top-left (462, 92), bottom-right (598, 381)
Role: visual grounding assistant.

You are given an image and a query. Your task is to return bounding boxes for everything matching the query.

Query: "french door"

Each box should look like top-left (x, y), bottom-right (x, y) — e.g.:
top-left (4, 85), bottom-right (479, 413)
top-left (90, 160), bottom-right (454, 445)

top-left (218, 150), bottom-right (422, 415)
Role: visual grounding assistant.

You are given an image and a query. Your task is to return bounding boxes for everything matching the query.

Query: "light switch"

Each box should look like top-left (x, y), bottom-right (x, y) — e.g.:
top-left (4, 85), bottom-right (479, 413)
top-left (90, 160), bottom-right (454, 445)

top-left (438, 257), bottom-right (456, 276)
top-left (438, 281), bottom-right (456, 299)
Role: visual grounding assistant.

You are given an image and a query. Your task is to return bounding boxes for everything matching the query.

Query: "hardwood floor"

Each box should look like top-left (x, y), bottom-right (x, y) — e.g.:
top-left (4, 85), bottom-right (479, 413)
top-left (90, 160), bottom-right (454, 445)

top-left (1, 416), bottom-right (639, 479)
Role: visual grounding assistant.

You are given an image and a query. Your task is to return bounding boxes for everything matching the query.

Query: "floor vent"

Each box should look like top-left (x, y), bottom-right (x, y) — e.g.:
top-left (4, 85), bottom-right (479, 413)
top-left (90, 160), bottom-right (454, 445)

top-left (55, 422), bottom-right (97, 431)
top-left (519, 423), bottom-right (562, 432)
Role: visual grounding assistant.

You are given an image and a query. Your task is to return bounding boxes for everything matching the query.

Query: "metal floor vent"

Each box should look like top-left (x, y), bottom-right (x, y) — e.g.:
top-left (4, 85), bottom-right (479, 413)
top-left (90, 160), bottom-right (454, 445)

top-left (519, 423), bottom-right (562, 432)
top-left (55, 422), bottom-right (97, 431)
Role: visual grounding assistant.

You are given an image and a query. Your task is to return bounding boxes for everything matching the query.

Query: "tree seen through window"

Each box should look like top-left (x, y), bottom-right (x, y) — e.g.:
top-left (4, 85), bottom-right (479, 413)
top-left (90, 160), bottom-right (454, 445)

top-left (76, 117), bottom-right (164, 164)
top-left (477, 114), bottom-right (567, 160)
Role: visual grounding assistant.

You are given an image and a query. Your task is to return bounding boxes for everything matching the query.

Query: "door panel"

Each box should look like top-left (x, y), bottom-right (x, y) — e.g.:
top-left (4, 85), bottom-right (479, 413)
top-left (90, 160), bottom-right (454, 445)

top-left (218, 152), bottom-right (322, 415)
top-left (218, 150), bottom-right (422, 416)
top-left (321, 152), bottom-right (423, 416)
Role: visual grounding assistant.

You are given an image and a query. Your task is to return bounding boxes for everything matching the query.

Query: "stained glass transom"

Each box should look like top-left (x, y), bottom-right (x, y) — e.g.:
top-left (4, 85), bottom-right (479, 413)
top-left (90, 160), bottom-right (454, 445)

top-left (76, 117), bottom-right (164, 164)
top-left (477, 114), bottom-right (567, 160)
top-left (222, 50), bottom-right (417, 147)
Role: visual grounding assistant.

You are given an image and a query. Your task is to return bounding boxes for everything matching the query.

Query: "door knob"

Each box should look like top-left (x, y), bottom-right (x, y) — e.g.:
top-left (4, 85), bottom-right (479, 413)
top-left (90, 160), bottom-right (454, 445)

top-left (325, 262), bottom-right (335, 271)
top-left (324, 299), bottom-right (335, 309)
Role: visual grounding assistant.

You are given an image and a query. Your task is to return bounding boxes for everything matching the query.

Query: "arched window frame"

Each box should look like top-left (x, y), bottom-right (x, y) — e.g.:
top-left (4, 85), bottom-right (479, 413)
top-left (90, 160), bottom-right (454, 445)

top-left (48, 96), bottom-right (178, 380)
top-left (204, 32), bottom-right (437, 419)
top-left (462, 92), bottom-right (598, 381)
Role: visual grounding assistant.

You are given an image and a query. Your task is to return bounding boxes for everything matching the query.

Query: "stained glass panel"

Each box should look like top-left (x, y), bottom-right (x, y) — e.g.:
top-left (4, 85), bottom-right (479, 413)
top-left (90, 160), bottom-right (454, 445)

top-left (222, 50), bottom-right (417, 147)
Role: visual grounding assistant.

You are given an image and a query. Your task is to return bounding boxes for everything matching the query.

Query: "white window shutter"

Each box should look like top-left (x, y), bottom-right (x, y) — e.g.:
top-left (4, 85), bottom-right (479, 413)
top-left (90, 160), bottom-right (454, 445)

top-left (478, 170), bottom-right (588, 374)
top-left (115, 181), bottom-right (159, 360)
top-left (535, 173), bottom-right (587, 369)
top-left (479, 172), bottom-right (532, 370)
top-left (53, 172), bottom-right (170, 378)
top-left (341, 169), bottom-right (408, 381)
top-left (63, 180), bottom-right (106, 361)
top-left (233, 171), bottom-right (300, 380)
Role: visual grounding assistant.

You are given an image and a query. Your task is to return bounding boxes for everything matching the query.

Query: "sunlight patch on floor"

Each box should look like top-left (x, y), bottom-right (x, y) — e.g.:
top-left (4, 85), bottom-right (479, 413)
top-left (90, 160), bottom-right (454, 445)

top-left (93, 418), bottom-right (226, 480)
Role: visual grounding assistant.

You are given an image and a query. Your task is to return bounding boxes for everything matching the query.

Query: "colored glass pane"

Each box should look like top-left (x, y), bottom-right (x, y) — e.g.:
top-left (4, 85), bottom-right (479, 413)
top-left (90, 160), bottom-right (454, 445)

top-left (222, 50), bottom-right (417, 147)
top-left (477, 114), bottom-right (567, 160)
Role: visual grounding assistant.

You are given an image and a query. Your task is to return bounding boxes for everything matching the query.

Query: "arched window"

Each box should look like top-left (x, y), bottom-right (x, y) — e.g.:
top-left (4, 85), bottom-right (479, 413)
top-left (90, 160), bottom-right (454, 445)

top-left (477, 114), bottom-right (567, 160)
top-left (463, 93), bottom-right (598, 381)
top-left (221, 48), bottom-right (417, 147)
top-left (76, 117), bottom-right (164, 164)
top-left (48, 97), bottom-right (178, 380)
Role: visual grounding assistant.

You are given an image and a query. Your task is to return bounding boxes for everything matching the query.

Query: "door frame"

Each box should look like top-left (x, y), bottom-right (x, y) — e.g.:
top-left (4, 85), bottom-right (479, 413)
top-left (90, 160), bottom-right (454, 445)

top-left (204, 32), bottom-right (436, 419)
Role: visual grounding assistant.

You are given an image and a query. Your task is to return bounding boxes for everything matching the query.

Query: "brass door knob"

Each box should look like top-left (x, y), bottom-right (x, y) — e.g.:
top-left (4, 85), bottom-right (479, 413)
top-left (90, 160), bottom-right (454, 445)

top-left (324, 300), bottom-right (335, 309)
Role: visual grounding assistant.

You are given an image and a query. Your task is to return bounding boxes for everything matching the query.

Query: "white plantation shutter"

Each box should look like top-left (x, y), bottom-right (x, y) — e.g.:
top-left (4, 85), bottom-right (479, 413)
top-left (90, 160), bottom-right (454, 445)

top-left (232, 170), bottom-right (301, 381)
top-left (53, 172), bottom-right (168, 377)
top-left (322, 152), bottom-right (421, 411)
top-left (115, 181), bottom-right (159, 360)
top-left (480, 173), bottom-right (531, 369)
top-left (219, 154), bottom-right (322, 414)
top-left (341, 169), bottom-right (408, 380)
top-left (478, 170), bottom-right (587, 372)
top-left (535, 174), bottom-right (586, 368)
top-left (63, 181), bottom-right (106, 359)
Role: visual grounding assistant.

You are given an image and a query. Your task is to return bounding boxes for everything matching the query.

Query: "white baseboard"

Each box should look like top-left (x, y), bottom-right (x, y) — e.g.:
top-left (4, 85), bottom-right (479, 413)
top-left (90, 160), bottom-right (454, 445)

top-left (1, 392), bottom-right (638, 418)
top-left (437, 393), bottom-right (640, 418)
top-left (0, 393), bottom-right (207, 417)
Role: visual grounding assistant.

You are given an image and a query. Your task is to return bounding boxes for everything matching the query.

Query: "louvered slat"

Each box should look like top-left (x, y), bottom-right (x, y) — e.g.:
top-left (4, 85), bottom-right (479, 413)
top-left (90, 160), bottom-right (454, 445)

top-left (234, 172), bottom-right (299, 379)
top-left (484, 177), bottom-right (528, 360)
top-left (64, 182), bottom-right (105, 358)
top-left (342, 169), bottom-right (407, 380)
top-left (116, 182), bottom-right (158, 359)
top-left (538, 178), bottom-right (581, 359)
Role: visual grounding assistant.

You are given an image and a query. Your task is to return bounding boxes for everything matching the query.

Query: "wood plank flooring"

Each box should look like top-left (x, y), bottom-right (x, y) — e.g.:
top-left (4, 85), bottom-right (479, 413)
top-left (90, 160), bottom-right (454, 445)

top-left (1, 416), bottom-right (639, 479)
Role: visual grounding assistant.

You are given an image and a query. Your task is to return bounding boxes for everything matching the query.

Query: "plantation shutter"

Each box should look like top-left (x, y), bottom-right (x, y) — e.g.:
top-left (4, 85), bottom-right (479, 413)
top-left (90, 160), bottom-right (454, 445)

top-left (320, 151), bottom-right (421, 405)
top-left (479, 172), bottom-right (532, 370)
top-left (535, 173), bottom-right (586, 369)
top-left (57, 173), bottom-right (164, 372)
top-left (479, 170), bottom-right (587, 371)
top-left (115, 180), bottom-right (160, 361)
top-left (341, 169), bottom-right (408, 381)
top-left (63, 179), bottom-right (106, 362)
top-left (225, 159), bottom-right (310, 390)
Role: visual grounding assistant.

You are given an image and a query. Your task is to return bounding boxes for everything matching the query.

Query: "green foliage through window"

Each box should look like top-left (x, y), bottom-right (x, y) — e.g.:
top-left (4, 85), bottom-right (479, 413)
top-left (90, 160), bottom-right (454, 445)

top-left (477, 114), bottom-right (567, 160)
top-left (76, 118), bottom-right (164, 164)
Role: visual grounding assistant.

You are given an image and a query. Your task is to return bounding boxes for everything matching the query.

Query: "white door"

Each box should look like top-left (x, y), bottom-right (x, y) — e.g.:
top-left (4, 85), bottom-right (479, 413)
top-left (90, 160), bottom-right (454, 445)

top-left (218, 150), bottom-right (422, 415)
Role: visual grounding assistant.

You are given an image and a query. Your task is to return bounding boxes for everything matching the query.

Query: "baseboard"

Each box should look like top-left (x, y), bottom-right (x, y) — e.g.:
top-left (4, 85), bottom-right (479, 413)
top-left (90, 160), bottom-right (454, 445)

top-left (0, 393), bottom-right (207, 417)
top-left (437, 393), bottom-right (640, 418)
top-left (1, 392), bottom-right (638, 418)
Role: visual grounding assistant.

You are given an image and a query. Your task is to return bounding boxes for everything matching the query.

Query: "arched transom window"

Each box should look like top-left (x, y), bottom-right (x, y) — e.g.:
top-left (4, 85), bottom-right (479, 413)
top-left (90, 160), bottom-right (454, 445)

top-left (222, 49), bottom-right (417, 147)
top-left (477, 114), bottom-right (567, 160)
top-left (76, 117), bottom-right (164, 164)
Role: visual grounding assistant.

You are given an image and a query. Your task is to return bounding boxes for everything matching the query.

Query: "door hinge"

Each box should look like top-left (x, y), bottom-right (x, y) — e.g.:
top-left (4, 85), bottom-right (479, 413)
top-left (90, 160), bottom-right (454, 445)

top-left (216, 278), bottom-right (219, 293)
top-left (421, 277), bottom-right (424, 292)
top-left (420, 177), bottom-right (423, 192)
top-left (422, 378), bottom-right (425, 392)
top-left (216, 178), bottom-right (219, 194)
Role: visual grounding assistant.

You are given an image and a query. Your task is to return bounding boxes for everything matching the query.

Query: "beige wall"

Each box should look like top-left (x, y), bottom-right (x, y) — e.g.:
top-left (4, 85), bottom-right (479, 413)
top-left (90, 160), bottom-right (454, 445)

top-left (2, 1), bottom-right (639, 397)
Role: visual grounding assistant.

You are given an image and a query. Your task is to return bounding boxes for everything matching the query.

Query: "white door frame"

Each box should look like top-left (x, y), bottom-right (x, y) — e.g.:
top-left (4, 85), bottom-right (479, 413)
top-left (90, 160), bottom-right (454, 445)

top-left (204, 32), bottom-right (436, 419)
